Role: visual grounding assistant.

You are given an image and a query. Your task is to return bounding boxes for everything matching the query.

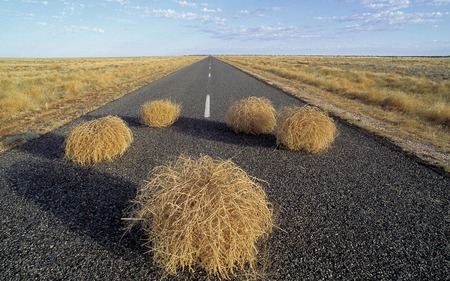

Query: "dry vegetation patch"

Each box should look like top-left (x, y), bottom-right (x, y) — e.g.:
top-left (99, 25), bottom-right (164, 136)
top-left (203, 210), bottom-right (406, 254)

top-left (226, 96), bottom-right (276, 134)
top-left (0, 56), bottom-right (203, 152)
top-left (65, 116), bottom-right (133, 165)
top-left (219, 56), bottom-right (450, 169)
top-left (129, 155), bottom-right (273, 279)
top-left (140, 99), bottom-right (181, 128)
top-left (276, 106), bottom-right (337, 153)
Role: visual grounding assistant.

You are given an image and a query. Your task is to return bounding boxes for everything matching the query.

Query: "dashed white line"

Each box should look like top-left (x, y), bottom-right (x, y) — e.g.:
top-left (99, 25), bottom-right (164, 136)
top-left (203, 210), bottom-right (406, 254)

top-left (204, 95), bottom-right (210, 118)
top-left (208, 73), bottom-right (211, 78)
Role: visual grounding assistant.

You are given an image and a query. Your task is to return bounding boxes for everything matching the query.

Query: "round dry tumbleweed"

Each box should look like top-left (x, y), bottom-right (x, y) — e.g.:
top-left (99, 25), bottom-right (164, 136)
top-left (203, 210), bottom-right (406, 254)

top-left (64, 115), bottom-right (133, 165)
top-left (226, 96), bottom-right (276, 134)
top-left (276, 106), bottom-right (336, 153)
top-left (130, 155), bottom-right (273, 279)
top-left (140, 99), bottom-right (181, 128)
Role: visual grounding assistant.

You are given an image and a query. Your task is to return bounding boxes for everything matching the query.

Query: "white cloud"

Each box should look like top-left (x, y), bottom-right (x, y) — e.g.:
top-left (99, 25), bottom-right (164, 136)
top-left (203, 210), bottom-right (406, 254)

top-left (236, 7), bottom-right (282, 18)
top-left (36, 21), bottom-right (47, 26)
top-left (202, 24), bottom-right (320, 41)
top-left (8, 11), bottom-right (35, 20)
top-left (105, 0), bottom-right (129, 4)
top-left (319, 0), bottom-right (449, 32)
top-left (135, 7), bottom-right (226, 25)
top-left (360, 0), bottom-right (411, 11)
top-left (21, 0), bottom-right (49, 4)
top-left (421, 0), bottom-right (450, 5)
top-left (63, 25), bottom-right (105, 33)
top-left (201, 7), bottom-right (223, 13)
top-left (175, 1), bottom-right (197, 7)
top-left (337, 0), bottom-right (449, 9)
top-left (151, 9), bottom-right (197, 20)
top-left (174, 0), bottom-right (208, 8)
top-left (52, 1), bottom-right (79, 20)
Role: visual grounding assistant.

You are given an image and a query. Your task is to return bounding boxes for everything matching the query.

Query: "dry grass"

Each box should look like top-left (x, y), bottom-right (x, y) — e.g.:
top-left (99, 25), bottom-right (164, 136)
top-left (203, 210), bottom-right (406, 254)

top-left (226, 96), bottom-right (276, 134)
top-left (0, 57), bottom-right (200, 120)
top-left (276, 106), bottom-right (337, 153)
top-left (219, 56), bottom-right (450, 129)
top-left (64, 115), bottom-right (133, 165)
top-left (129, 155), bottom-right (273, 279)
top-left (140, 100), bottom-right (181, 128)
top-left (219, 56), bottom-right (450, 169)
top-left (0, 56), bottom-right (203, 152)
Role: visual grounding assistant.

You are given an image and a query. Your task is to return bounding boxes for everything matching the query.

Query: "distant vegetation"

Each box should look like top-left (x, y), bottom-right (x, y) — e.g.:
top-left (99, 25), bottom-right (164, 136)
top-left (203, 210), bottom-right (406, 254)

top-left (0, 57), bottom-right (202, 120)
top-left (221, 56), bottom-right (449, 128)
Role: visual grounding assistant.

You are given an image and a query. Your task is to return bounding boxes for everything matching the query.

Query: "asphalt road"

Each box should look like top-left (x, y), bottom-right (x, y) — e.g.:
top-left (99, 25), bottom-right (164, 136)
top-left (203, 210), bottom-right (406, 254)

top-left (1, 57), bottom-right (449, 280)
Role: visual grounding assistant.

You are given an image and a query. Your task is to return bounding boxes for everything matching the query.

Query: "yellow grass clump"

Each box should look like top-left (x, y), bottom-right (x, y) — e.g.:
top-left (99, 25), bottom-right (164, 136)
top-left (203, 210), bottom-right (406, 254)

top-left (140, 99), bottom-right (181, 128)
top-left (226, 96), bottom-right (276, 134)
top-left (130, 155), bottom-right (273, 279)
top-left (65, 115), bottom-right (133, 165)
top-left (276, 106), bottom-right (337, 153)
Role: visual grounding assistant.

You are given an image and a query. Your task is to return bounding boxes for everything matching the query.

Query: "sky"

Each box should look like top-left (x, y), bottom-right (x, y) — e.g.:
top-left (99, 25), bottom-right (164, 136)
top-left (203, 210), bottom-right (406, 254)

top-left (1, 0), bottom-right (449, 57)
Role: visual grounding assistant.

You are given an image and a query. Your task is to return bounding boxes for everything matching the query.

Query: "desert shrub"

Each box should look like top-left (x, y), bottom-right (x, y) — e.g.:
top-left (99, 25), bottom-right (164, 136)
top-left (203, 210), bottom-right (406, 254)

top-left (382, 91), bottom-right (418, 113)
top-left (276, 106), bottom-right (336, 152)
top-left (4, 131), bottom-right (40, 145)
top-left (226, 96), bottom-right (276, 134)
top-left (64, 115), bottom-right (133, 165)
top-left (140, 99), bottom-right (181, 128)
top-left (63, 81), bottom-right (83, 94)
top-left (423, 101), bottom-right (450, 127)
top-left (130, 155), bottom-right (273, 279)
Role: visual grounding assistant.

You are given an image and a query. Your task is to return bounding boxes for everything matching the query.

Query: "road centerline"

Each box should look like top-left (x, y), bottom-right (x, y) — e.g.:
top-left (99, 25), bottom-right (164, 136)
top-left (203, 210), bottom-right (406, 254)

top-left (204, 95), bottom-right (210, 118)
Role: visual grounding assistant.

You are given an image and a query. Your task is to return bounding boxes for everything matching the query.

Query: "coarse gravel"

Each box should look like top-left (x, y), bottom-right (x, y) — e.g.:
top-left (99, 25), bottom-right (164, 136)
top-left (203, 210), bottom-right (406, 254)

top-left (0, 57), bottom-right (449, 280)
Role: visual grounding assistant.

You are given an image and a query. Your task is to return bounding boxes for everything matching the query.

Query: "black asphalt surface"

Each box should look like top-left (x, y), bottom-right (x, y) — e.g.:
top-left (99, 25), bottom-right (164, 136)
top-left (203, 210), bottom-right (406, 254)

top-left (1, 57), bottom-right (449, 280)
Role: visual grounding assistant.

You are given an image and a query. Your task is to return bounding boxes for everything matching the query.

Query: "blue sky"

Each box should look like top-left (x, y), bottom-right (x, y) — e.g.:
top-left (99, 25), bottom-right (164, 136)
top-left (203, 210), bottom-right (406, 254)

top-left (1, 0), bottom-right (449, 57)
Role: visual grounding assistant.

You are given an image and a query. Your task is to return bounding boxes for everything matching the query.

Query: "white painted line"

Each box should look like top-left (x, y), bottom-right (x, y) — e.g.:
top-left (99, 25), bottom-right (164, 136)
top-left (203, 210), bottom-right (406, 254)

top-left (209, 66), bottom-right (211, 69)
top-left (208, 73), bottom-right (211, 78)
top-left (204, 95), bottom-right (210, 118)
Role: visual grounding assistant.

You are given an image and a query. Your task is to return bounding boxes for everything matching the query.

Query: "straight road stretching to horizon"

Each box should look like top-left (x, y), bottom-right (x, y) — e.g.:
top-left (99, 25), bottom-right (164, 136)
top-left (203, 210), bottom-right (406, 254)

top-left (0, 57), bottom-right (448, 280)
